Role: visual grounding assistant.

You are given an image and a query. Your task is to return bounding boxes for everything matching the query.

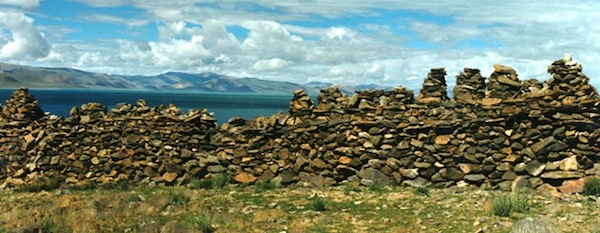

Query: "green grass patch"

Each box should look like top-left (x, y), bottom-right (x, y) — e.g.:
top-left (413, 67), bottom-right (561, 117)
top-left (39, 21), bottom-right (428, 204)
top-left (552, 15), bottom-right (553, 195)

top-left (254, 181), bottom-right (278, 193)
top-left (170, 192), bottom-right (191, 205)
top-left (192, 212), bottom-right (215, 233)
top-left (309, 197), bottom-right (327, 212)
top-left (491, 192), bottom-right (530, 217)
top-left (414, 186), bottom-right (429, 196)
top-left (189, 173), bottom-right (232, 190)
top-left (367, 183), bottom-right (388, 193)
top-left (583, 177), bottom-right (600, 196)
top-left (341, 182), bottom-right (361, 195)
top-left (15, 178), bottom-right (61, 192)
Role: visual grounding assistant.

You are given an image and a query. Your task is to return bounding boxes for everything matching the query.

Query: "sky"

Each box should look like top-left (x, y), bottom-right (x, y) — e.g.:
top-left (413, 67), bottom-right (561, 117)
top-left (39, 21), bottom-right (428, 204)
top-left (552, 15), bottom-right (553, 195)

top-left (0, 0), bottom-right (600, 90)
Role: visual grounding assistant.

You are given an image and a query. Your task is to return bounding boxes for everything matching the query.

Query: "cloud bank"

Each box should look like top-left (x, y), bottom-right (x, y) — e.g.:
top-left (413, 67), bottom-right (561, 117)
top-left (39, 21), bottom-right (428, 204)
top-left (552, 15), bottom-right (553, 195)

top-left (1, 1), bottom-right (600, 90)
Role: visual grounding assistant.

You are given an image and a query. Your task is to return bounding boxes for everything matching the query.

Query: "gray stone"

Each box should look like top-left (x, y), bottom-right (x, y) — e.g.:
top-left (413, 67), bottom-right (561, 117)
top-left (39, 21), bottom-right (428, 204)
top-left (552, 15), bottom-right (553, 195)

top-left (511, 217), bottom-right (560, 233)
top-left (358, 168), bottom-right (394, 186)
top-left (525, 160), bottom-right (545, 177)
top-left (207, 165), bottom-right (226, 173)
top-left (464, 174), bottom-right (486, 183)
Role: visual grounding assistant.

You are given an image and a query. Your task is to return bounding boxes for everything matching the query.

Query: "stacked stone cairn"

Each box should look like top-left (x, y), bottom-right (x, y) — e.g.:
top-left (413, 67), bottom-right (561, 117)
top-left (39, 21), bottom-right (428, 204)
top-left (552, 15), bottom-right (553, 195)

top-left (0, 88), bottom-right (45, 124)
top-left (487, 64), bottom-right (522, 99)
top-left (453, 68), bottom-right (486, 104)
top-left (546, 54), bottom-right (599, 104)
top-left (2, 56), bottom-right (600, 196)
top-left (315, 86), bottom-right (347, 116)
top-left (417, 68), bottom-right (449, 104)
top-left (289, 89), bottom-right (313, 116)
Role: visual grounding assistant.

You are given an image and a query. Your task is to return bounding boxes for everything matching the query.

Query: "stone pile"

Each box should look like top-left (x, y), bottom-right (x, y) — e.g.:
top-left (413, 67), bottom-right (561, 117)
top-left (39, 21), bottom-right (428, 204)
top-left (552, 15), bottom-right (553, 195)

top-left (289, 89), bottom-right (313, 116)
top-left (417, 68), bottom-right (449, 104)
top-left (1, 56), bottom-right (600, 196)
top-left (315, 86), bottom-right (348, 115)
top-left (487, 64), bottom-right (522, 99)
top-left (0, 88), bottom-right (45, 124)
top-left (1, 91), bottom-right (218, 186)
top-left (546, 54), bottom-right (598, 104)
top-left (453, 68), bottom-right (486, 104)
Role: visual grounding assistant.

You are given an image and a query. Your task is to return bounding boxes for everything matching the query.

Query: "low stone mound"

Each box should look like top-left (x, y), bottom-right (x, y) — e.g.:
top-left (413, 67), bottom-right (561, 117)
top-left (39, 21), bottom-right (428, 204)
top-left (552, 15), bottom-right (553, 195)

top-left (417, 68), bottom-right (449, 104)
top-left (0, 88), bottom-right (45, 124)
top-left (454, 68), bottom-right (486, 104)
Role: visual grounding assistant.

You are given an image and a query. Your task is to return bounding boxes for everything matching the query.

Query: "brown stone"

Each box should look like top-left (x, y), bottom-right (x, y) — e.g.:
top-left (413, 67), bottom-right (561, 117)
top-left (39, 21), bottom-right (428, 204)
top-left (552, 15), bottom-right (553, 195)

top-left (162, 172), bottom-right (178, 183)
top-left (434, 135), bottom-right (451, 145)
top-left (234, 172), bottom-right (257, 184)
top-left (558, 178), bottom-right (585, 194)
top-left (559, 156), bottom-right (579, 171)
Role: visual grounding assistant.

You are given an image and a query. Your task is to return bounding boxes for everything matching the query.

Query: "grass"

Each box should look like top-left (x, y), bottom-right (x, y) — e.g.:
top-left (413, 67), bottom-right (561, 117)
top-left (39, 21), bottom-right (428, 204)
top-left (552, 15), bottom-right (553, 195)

top-left (15, 178), bottom-right (61, 192)
top-left (189, 173), bottom-right (232, 190)
top-left (341, 182), bottom-right (361, 195)
top-left (254, 181), bottom-right (279, 193)
top-left (583, 177), bottom-right (600, 196)
top-left (414, 186), bottom-right (429, 196)
top-left (192, 212), bottom-right (215, 233)
top-left (309, 197), bottom-right (327, 212)
top-left (42, 216), bottom-right (69, 232)
top-left (170, 191), bottom-right (191, 205)
top-left (491, 192), bottom-right (530, 217)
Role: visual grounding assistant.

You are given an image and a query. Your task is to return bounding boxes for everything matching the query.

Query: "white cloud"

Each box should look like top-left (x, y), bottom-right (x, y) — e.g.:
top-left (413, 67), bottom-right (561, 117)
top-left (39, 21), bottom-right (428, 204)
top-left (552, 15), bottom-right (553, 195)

top-left (11, 0), bottom-right (600, 90)
top-left (0, 0), bottom-right (38, 9)
top-left (252, 58), bottom-right (293, 71)
top-left (0, 9), bottom-right (49, 60)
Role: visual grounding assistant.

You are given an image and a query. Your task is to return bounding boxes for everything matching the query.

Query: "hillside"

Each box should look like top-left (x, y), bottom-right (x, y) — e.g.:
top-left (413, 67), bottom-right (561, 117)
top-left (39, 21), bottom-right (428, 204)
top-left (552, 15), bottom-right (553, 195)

top-left (0, 62), bottom-right (321, 93)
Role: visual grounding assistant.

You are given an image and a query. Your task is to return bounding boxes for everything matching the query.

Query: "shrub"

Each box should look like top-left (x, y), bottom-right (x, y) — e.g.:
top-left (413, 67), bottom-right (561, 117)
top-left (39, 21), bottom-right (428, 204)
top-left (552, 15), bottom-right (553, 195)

top-left (491, 193), bottom-right (530, 217)
top-left (192, 212), bottom-right (214, 233)
top-left (309, 197), bottom-right (327, 212)
top-left (189, 173), bottom-right (232, 190)
top-left (583, 177), bottom-right (600, 196)
top-left (414, 186), bottom-right (429, 196)
top-left (15, 178), bottom-right (61, 192)
top-left (210, 173), bottom-right (232, 189)
top-left (171, 192), bottom-right (191, 205)
top-left (254, 181), bottom-right (277, 193)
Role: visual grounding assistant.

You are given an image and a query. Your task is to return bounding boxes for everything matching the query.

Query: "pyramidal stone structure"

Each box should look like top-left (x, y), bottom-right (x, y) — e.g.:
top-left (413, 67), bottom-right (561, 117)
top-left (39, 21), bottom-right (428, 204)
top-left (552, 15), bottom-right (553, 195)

top-left (1, 55), bottom-right (600, 196)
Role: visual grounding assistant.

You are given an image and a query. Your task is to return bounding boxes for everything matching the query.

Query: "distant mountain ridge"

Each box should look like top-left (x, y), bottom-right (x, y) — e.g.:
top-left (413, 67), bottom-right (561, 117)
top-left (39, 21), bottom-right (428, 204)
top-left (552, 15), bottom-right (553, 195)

top-left (0, 62), bottom-right (393, 94)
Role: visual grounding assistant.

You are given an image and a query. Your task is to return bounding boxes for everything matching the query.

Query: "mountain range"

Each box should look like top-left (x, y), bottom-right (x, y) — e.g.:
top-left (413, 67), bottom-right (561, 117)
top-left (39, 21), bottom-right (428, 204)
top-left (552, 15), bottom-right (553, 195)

top-left (0, 62), bottom-right (393, 94)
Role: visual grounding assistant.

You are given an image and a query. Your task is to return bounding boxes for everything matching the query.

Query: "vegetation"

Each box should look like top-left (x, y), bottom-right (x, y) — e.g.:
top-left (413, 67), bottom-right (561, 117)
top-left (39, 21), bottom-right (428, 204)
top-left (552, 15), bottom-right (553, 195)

top-left (414, 186), bottom-right (429, 196)
top-left (583, 176), bottom-right (600, 196)
top-left (491, 192), bottom-right (530, 217)
top-left (309, 197), bottom-right (327, 212)
top-left (189, 173), bottom-right (232, 190)
top-left (1, 182), bottom-right (594, 232)
top-left (192, 212), bottom-right (215, 233)
top-left (15, 178), bottom-right (61, 192)
top-left (254, 180), bottom-right (278, 193)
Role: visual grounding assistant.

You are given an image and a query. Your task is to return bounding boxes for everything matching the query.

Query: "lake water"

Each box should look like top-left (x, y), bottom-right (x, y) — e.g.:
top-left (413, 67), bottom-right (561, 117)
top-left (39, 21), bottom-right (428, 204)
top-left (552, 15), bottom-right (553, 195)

top-left (0, 89), bottom-right (294, 123)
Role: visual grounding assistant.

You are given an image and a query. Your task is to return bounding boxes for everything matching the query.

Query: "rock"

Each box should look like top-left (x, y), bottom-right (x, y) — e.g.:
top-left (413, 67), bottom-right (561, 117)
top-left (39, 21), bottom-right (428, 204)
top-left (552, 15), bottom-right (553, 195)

top-left (559, 156), bottom-right (579, 171)
top-left (434, 135), bottom-right (451, 145)
top-left (558, 178), bottom-right (585, 194)
top-left (540, 171), bottom-right (584, 179)
top-left (525, 160), bottom-right (545, 177)
top-left (162, 172), bottom-right (178, 183)
top-left (511, 217), bottom-right (560, 233)
top-left (537, 184), bottom-right (562, 198)
top-left (161, 221), bottom-right (195, 233)
top-left (234, 172), bottom-right (257, 184)
top-left (358, 168), bottom-right (394, 186)
top-left (464, 174), bottom-right (486, 183)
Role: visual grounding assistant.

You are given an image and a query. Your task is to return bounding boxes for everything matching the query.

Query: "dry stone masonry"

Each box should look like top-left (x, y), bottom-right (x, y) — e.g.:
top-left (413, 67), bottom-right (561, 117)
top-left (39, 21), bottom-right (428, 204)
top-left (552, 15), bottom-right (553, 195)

top-left (1, 55), bottom-right (600, 195)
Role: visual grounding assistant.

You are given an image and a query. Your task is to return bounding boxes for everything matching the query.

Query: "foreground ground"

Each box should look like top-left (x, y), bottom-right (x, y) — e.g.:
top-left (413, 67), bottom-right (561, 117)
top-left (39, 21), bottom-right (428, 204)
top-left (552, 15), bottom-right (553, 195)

top-left (0, 181), bottom-right (598, 233)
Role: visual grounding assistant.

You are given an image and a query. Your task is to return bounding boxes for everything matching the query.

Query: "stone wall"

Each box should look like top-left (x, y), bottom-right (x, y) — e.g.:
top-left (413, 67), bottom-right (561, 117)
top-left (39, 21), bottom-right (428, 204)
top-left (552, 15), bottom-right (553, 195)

top-left (1, 56), bottom-right (600, 194)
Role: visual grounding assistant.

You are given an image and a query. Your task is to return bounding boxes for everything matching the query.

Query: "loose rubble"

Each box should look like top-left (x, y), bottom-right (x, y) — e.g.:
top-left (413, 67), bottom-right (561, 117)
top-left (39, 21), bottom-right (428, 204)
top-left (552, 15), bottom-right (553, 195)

top-left (1, 55), bottom-right (600, 196)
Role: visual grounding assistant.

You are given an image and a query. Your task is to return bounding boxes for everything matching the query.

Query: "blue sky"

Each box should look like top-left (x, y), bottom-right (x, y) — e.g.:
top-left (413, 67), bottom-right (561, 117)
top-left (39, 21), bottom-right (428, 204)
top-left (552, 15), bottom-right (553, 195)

top-left (1, 0), bottom-right (600, 90)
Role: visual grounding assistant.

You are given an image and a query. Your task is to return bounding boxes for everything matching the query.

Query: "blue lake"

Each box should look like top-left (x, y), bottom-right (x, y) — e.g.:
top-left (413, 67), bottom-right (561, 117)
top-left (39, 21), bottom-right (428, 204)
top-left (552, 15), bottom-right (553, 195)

top-left (0, 89), bottom-right (294, 123)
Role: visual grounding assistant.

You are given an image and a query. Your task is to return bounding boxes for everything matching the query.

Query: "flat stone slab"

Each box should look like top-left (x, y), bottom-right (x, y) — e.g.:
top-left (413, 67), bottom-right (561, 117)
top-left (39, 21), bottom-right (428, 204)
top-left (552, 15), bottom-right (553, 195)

top-left (540, 171), bottom-right (584, 179)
